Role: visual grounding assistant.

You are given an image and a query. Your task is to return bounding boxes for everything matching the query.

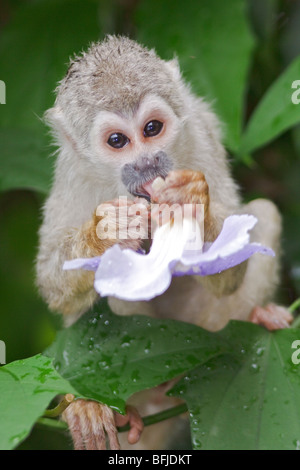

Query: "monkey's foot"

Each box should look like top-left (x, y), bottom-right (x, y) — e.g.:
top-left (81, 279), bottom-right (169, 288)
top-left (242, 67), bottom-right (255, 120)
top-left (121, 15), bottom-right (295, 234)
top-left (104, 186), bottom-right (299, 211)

top-left (249, 303), bottom-right (293, 331)
top-left (114, 405), bottom-right (144, 445)
top-left (63, 399), bottom-right (120, 450)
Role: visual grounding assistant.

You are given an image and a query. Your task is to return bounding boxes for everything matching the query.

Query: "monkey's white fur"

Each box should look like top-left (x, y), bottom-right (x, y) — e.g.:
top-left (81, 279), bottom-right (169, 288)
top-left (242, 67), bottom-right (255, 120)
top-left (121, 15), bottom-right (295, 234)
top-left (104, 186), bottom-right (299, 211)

top-left (37, 36), bottom-right (280, 329)
top-left (36, 36), bottom-right (282, 449)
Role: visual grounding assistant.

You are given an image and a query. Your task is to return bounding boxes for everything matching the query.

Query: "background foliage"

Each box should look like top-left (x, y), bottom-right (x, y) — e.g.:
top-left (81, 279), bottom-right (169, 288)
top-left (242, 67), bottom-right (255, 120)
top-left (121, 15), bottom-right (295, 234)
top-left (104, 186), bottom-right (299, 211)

top-left (1, 0), bottom-right (300, 450)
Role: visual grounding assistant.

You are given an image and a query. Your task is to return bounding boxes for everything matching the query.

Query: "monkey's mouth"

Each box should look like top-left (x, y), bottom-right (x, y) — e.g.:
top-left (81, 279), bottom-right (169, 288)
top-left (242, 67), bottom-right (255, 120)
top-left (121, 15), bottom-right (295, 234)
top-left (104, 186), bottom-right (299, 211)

top-left (132, 180), bottom-right (156, 202)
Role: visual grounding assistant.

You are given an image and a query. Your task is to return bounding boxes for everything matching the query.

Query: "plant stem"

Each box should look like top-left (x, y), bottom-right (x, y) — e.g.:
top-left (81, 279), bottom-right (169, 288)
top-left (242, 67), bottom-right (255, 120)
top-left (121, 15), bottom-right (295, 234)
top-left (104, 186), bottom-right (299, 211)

top-left (289, 298), bottom-right (300, 314)
top-left (37, 402), bottom-right (188, 433)
top-left (292, 315), bottom-right (300, 328)
top-left (289, 298), bottom-right (300, 327)
top-left (43, 393), bottom-right (75, 418)
top-left (117, 403), bottom-right (188, 433)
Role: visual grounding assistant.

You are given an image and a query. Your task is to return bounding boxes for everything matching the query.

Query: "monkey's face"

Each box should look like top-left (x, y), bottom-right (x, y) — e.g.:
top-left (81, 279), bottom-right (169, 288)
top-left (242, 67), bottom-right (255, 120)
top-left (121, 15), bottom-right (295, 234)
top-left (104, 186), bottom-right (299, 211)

top-left (90, 94), bottom-right (184, 200)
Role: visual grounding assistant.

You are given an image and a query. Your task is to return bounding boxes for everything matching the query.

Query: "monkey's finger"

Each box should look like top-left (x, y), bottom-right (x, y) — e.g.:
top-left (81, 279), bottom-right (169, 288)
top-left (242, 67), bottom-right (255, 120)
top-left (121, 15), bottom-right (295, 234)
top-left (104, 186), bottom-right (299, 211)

top-left (152, 171), bottom-right (209, 207)
top-left (128, 202), bottom-right (150, 221)
top-left (95, 199), bottom-right (137, 221)
top-left (164, 169), bottom-right (206, 188)
top-left (85, 401), bottom-right (107, 450)
top-left (134, 196), bottom-right (150, 208)
top-left (63, 402), bottom-right (86, 450)
top-left (126, 406), bottom-right (144, 445)
top-left (114, 406), bottom-right (144, 445)
top-left (151, 202), bottom-right (184, 226)
top-left (101, 405), bottom-right (121, 450)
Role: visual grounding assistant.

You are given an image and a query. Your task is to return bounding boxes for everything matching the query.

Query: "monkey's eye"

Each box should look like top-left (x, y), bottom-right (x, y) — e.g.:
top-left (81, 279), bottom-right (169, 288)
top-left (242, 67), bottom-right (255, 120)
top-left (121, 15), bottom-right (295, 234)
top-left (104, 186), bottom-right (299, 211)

top-left (107, 133), bottom-right (129, 149)
top-left (143, 120), bottom-right (163, 137)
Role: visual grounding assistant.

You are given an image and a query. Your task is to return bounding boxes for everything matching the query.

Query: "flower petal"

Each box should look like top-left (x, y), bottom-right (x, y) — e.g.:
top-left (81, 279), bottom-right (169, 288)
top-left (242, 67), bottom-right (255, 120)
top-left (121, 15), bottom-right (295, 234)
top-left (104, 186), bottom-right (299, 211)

top-left (94, 217), bottom-right (202, 301)
top-left (175, 214), bottom-right (275, 276)
top-left (62, 214), bottom-right (275, 302)
top-left (180, 214), bottom-right (258, 265)
top-left (63, 256), bottom-right (102, 272)
top-left (174, 243), bottom-right (274, 276)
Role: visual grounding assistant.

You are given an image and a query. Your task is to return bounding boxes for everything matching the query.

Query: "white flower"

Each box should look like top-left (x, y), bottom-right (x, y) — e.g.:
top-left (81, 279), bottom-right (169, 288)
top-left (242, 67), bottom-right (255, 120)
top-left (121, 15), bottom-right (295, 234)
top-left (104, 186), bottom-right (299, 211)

top-left (63, 214), bottom-right (274, 301)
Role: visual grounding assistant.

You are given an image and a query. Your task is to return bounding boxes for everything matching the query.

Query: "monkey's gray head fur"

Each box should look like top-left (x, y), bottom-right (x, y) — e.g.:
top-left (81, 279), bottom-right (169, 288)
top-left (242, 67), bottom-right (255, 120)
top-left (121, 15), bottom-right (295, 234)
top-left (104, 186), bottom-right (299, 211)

top-left (121, 151), bottom-right (173, 200)
top-left (48, 35), bottom-right (186, 148)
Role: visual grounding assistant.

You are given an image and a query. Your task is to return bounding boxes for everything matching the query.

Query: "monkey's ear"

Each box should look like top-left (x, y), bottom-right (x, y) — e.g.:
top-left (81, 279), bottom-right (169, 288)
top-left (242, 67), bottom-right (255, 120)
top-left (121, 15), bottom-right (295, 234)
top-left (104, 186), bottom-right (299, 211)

top-left (166, 57), bottom-right (182, 82)
top-left (44, 106), bottom-right (76, 149)
top-left (44, 106), bottom-right (66, 132)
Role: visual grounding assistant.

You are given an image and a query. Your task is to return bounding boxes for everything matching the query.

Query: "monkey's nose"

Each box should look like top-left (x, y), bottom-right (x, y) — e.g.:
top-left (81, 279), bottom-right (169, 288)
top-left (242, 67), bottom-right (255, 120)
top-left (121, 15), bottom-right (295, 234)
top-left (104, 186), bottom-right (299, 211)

top-left (135, 151), bottom-right (167, 172)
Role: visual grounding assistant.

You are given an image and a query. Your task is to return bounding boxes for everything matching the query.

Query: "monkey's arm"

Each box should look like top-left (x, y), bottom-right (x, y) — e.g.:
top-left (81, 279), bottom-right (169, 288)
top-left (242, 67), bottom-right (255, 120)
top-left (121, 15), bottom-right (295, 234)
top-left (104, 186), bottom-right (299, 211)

top-left (36, 215), bottom-right (107, 318)
top-left (36, 200), bottom-right (148, 319)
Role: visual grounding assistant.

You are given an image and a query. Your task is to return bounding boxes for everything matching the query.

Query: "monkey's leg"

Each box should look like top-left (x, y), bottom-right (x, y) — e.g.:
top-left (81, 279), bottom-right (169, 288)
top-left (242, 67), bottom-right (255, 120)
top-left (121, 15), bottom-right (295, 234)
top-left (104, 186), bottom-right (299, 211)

top-left (62, 399), bottom-right (143, 450)
top-left (225, 198), bottom-right (292, 330)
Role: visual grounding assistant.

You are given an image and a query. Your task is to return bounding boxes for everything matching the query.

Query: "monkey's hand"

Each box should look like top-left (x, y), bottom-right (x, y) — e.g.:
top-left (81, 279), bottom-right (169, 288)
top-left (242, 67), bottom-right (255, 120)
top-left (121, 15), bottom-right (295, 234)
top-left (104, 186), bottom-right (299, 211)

top-left (62, 399), bottom-right (144, 450)
top-left (150, 169), bottom-right (218, 242)
top-left (54, 198), bottom-right (149, 316)
top-left (151, 169), bottom-right (209, 215)
top-left (150, 169), bottom-right (210, 233)
top-left (80, 198), bottom-right (150, 257)
top-left (150, 170), bottom-right (247, 297)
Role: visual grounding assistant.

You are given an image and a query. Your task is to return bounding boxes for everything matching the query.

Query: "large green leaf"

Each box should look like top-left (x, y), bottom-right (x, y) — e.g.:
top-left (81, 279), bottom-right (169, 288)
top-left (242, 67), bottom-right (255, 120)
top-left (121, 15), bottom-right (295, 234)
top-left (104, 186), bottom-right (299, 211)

top-left (135, 0), bottom-right (255, 152)
top-left (0, 354), bottom-right (78, 450)
top-left (2, 305), bottom-right (300, 450)
top-left (170, 321), bottom-right (300, 450)
top-left (240, 55), bottom-right (300, 154)
top-left (45, 299), bottom-right (225, 413)
top-left (0, 0), bottom-right (102, 193)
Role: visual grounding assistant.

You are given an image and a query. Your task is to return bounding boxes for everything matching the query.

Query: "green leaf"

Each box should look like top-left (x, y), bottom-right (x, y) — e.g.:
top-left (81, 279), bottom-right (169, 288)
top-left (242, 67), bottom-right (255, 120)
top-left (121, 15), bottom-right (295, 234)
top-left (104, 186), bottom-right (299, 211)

top-left (45, 299), bottom-right (225, 414)
top-left (135, 0), bottom-right (255, 152)
top-left (170, 321), bottom-right (300, 450)
top-left (0, 0), bottom-right (102, 194)
top-left (0, 354), bottom-right (78, 450)
top-left (240, 55), bottom-right (300, 154)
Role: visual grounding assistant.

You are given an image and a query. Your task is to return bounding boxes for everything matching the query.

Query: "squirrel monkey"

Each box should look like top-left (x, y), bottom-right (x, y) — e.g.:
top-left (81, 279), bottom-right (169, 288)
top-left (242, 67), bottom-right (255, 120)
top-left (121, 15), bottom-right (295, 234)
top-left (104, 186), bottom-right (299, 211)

top-left (36, 36), bottom-right (292, 449)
